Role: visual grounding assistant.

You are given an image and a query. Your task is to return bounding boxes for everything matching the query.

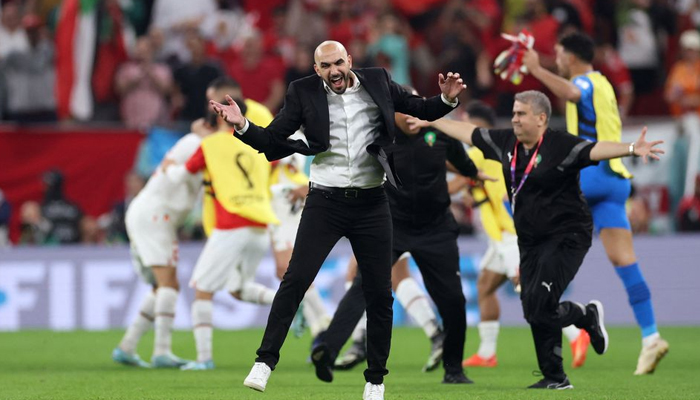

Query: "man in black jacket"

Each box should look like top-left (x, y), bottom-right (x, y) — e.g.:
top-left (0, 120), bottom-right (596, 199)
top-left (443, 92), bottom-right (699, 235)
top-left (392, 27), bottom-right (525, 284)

top-left (210, 41), bottom-right (465, 400)
top-left (310, 88), bottom-right (482, 385)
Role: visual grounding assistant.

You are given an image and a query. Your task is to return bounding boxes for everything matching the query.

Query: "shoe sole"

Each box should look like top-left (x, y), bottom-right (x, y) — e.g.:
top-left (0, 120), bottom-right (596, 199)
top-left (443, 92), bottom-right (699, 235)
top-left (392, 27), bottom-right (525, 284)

top-left (113, 359), bottom-right (149, 368)
top-left (334, 356), bottom-right (366, 371)
top-left (311, 345), bottom-right (333, 383)
top-left (554, 384), bottom-right (574, 390)
top-left (463, 361), bottom-right (497, 368)
top-left (589, 300), bottom-right (608, 355)
top-left (244, 380), bottom-right (266, 392)
top-left (571, 336), bottom-right (589, 369)
top-left (463, 356), bottom-right (498, 368)
top-left (423, 350), bottom-right (443, 372)
top-left (527, 383), bottom-right (574, 390)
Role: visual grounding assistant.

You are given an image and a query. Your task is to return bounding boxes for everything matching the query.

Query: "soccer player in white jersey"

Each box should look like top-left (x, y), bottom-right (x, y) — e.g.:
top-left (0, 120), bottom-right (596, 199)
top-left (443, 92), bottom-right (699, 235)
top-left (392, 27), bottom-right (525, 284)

top-left (112, 119), bottom-right (211, 368)
top-left (166, 77), bottom-right (279, 371)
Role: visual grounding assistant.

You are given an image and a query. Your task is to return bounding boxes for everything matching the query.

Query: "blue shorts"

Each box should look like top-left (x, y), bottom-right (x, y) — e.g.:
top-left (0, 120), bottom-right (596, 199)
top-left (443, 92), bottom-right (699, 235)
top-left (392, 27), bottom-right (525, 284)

top-left (579, 161), bottom-right (631, 233)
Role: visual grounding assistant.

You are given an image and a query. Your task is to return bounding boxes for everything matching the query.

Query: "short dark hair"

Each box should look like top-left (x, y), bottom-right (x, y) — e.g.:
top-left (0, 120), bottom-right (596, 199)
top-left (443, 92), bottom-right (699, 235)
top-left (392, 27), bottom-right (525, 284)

top-left (465, 101), bottom-right (496, 127)
top-left (208, 76), bottom-right (241, 91)
top-left (558, 32), bottom-right (595, 63)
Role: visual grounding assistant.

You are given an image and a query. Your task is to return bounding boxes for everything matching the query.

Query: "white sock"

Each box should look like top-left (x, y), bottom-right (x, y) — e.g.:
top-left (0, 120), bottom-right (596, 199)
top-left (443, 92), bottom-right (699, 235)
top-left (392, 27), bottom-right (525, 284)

top-left (642, 332), bottom-right (660, 348)
top-left (351, 312), bottom-right (367, 342)
top-left (562, 325), bottom-right (580, 343)
top-left (240, 282), bottom-right (276, 305)
top-left (153, 287), bottom-right (178, 357)
top-left (395, 278), bottom-right (439, 339)
top-left (477, 321), bottom-right (500, 358)
top-left (192, 300), bottom-right (213, 362)
top-left (302, 287), bottom-right (330, 337)
top-left (119, 291), bottom-right (155, 354)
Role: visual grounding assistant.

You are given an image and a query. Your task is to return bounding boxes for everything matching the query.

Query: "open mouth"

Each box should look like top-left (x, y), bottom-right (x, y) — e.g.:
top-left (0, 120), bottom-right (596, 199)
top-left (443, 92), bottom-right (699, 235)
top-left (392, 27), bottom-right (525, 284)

top-left (330, 75), bottom-right (344, 90)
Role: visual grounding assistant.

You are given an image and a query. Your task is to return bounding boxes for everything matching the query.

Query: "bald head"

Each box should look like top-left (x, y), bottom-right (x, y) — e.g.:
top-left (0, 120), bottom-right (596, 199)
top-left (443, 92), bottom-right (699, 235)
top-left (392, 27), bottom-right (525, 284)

top-left (313, 40), bottom-right (353, 94)
top-left (314, 41), bottom-right (348, 64)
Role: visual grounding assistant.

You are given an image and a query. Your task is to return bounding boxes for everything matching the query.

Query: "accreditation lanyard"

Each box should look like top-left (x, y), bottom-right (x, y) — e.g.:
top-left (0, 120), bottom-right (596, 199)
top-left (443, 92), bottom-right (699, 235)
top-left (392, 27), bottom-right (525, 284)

top-left (510, 134), bottom-right (544, 213)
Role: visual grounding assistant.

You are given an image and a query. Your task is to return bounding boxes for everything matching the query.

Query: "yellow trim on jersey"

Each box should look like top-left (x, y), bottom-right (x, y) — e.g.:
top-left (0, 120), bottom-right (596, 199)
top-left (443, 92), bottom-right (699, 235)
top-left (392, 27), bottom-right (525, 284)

top-left (467, 147), bottom-right (516, 242)
top-left (566, 71), bottom-right (632, 179)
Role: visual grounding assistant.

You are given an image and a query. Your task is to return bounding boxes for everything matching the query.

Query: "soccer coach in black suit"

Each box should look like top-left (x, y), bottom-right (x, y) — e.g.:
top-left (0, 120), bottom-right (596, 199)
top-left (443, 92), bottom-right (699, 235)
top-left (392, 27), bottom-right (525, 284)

top-left (210, 40), bottom-right (466, 400)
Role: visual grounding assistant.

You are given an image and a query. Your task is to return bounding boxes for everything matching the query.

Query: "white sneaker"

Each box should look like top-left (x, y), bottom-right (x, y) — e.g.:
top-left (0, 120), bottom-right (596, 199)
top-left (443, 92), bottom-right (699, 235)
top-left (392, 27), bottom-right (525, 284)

top-left (634, 338), bottom-right (669, 375)
top-left (244, 362), bottom-right (272, 392)
top-left (362, 382), bottom-right (385, 400)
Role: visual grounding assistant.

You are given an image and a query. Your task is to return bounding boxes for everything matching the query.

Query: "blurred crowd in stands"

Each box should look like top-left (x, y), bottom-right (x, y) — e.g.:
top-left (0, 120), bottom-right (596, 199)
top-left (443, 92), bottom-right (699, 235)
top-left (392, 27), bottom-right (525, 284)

top-left (2, 0), bottom-right (700, 246)
top-left (4, 0), bottom-right (700, 125)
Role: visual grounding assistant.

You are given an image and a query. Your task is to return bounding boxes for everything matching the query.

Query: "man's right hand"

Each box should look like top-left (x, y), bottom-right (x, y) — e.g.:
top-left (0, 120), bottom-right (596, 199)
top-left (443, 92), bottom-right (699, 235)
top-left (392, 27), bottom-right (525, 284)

top-left (209, 95), bottom-right (246, 130)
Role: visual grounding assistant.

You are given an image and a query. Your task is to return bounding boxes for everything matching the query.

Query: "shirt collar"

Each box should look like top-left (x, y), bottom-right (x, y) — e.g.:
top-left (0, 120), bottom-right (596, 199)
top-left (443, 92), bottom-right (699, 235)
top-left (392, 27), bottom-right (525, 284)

top-left (322, 71), bottom-right (361, 96)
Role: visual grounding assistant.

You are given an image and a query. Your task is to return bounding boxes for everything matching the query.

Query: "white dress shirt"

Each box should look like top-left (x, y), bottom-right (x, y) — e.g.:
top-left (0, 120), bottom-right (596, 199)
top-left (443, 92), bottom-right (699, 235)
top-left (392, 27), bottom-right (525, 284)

top-left (237, 72), bottom-right (457, 189)
top-left (309, 73), bottom-right (385, 188)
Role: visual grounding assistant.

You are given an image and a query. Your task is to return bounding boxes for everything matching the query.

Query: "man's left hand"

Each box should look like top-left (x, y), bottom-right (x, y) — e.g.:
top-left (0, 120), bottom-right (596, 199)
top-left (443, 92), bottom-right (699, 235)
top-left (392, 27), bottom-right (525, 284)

top-left (633, 126), bottom-right (665, 163)
top-left (439, 72), bottom-right (466, 103)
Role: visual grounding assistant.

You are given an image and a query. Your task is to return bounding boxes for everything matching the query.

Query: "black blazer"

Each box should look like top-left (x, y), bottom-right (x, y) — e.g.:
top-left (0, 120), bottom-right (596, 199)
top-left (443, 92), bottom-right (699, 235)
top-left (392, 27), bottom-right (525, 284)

top-left (234, 67), bottom-right (456, 187)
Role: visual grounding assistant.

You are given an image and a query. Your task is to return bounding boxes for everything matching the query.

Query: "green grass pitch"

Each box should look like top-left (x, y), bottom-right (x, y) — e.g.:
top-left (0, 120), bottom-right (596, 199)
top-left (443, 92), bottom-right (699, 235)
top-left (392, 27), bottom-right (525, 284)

top-left (1, 327), bottom-right (698, 399)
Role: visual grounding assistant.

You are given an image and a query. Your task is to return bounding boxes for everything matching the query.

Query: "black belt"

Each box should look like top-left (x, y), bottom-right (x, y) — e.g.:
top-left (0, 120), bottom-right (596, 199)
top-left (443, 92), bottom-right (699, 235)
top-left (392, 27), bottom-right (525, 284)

top-left (309, 182), bottom-right (384, 198)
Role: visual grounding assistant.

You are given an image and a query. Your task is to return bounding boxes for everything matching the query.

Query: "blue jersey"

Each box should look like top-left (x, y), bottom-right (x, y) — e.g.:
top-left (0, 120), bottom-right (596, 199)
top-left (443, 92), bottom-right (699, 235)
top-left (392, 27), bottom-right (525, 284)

top-left (567, 72), bottom-right (632, 232)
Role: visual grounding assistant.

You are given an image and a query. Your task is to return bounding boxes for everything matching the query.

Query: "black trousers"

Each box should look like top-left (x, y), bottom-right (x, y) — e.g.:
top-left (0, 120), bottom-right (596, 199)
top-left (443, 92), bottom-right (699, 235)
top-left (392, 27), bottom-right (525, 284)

top-left (323, 212), bottom-right (467, 375)
top-left (255, 187), bottom-right (394, 384)
top-left (519, 232), bottom-right (591, 381)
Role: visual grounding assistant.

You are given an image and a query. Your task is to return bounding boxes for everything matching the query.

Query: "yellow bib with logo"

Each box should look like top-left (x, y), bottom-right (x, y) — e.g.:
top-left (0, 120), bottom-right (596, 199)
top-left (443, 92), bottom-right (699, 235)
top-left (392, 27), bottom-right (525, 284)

top-left (201, 99), bottom-right (276, 235)
top-left (467, 147), bottom-right (516, 242)
top-left (566, 72), bottom-right (632, 179)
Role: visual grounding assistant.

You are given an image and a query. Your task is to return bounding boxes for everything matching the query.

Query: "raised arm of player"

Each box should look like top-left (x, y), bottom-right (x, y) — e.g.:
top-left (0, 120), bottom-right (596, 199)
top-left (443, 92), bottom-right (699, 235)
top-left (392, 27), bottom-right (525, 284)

top-left (522, 49), bottom-right (581, 102)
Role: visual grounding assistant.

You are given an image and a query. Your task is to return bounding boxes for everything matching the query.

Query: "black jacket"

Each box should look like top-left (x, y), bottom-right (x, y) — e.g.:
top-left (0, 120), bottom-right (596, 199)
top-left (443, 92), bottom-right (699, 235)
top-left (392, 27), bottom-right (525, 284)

top-left (234, 67), bottom-right (456, 187)
top-left (387, 128), bottom-right (477, 227)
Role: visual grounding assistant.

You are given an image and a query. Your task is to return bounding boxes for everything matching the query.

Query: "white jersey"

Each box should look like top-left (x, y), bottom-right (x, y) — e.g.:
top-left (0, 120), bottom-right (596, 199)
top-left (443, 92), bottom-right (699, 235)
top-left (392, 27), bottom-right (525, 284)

top-left (135, 133), bottom-right (203, 221)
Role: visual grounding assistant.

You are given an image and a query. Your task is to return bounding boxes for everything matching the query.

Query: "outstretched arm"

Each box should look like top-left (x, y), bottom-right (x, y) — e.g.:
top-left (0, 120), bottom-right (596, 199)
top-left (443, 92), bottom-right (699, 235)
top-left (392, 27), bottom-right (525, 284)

top-left (522, 49), bottom-right (582, 102)
top-left (405, 116), bottom-right (479, 146)
top-left (589, 126), bottom-right (664, 163)
top-left (390, 71), bottom-right (466, 121)
top-left (210, 84), bottom-right (305, 160)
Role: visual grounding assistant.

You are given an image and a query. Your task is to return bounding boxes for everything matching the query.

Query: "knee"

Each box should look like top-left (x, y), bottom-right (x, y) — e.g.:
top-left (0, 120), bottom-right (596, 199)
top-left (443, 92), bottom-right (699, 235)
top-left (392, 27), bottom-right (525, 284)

top-left (477, 277), bottom-right (495, 298)
top-left (436, 292), bottom-right (466, 310)
top-left (278, 271), bottom-right (314, 295)
top-left (610, 254), bottom-right (636, 267)
top-left (363, 286), bottom-right (393, 304)
top-left (521, 296), bottom-right (555, 327)
top-left (525, 310), bottom-right (556, 327)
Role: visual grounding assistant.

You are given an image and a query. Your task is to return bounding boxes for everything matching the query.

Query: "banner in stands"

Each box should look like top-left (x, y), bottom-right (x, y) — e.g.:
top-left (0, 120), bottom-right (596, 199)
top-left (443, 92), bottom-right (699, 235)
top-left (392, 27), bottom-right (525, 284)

top-left (0, 129), bottom-right (143, 242)
top-left (0, 235), bottom-right (697, 331)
